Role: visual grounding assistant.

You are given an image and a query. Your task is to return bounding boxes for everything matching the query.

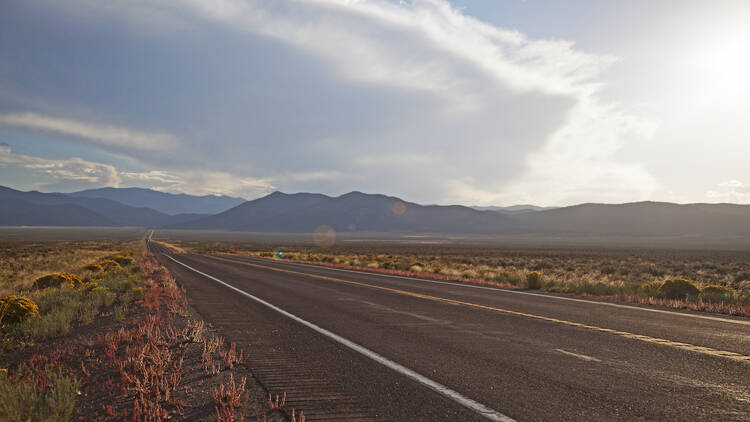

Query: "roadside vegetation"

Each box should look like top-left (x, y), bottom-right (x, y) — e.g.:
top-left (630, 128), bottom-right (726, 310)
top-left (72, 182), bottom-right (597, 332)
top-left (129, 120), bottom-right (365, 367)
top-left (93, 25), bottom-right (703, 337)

top-left (0, 236), bottom-right (292, 421)
top-left (166, 238), bottom-right (750, 317)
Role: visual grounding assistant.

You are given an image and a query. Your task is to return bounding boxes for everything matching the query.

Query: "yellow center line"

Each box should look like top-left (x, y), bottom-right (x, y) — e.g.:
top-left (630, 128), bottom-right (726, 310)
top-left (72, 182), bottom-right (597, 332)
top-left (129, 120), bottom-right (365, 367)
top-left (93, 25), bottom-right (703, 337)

top-left (208, 255), bottom-right (750, 365)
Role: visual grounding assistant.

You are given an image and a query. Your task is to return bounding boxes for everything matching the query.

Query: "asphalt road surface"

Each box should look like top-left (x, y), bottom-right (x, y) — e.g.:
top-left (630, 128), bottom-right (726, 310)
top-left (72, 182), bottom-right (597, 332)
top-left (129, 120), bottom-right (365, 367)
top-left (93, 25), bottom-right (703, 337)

top-left (148, 241), bottom-right (750, 421)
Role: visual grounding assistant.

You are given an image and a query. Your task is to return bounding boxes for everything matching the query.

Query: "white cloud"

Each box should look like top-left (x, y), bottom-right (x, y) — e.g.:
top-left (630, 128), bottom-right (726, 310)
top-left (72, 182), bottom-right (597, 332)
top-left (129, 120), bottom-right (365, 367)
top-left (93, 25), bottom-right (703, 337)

top-left (0, 144), bottom-right (273, 198)
top-left (0, 143), bottom-right (121, 189)
top-left (706, 180), bottom-right (750, 203)
top-left (119, 170), bottom-right (182, 185)
top-left (122, 169), bottom-right (274, 198)
top-left (180, 0), bottom-right (614, 100)
top-left (488, 97), bottom-right (661, 206)
top-left (0, 112), bottom-right (179, 152)
top-left (281, 171), bottom-right (348, 182)
top-left (148, 0), bottom-right (654, 204)
top-left (4, 0), bottom-right (660, 205)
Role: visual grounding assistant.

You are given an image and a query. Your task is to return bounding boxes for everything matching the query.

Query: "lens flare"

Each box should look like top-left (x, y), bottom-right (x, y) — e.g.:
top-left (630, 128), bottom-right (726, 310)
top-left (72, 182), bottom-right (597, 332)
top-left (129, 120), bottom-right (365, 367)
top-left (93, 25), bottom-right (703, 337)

top-left (313, 225), bottom-right (336, 248)
top-left (391, 201), bottom-right (406, 215)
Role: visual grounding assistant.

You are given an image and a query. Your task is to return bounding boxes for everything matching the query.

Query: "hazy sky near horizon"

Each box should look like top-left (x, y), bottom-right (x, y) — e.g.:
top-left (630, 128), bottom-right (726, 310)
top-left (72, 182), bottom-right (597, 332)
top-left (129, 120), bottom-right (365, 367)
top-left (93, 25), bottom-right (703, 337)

top-left (1, 0), bottom-right (749, 206)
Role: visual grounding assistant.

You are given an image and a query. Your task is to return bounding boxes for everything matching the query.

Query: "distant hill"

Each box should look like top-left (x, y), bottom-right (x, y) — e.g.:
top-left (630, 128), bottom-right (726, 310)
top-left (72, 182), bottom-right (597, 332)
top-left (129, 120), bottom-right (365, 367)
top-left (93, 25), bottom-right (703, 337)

top-left (4, 185), bottom-right (750, 239)
top-left (172, 192), bottom-right (750, 237)
top-left (69, 187), bottom-right (245, 215)
top-left (0, 186), bottom-right (206, 227)
top-left (172, 191), bottom-right (516, 233)
top-left (471, 204), bottom-right (557, 214)
top-left (513, 201), bottom-right (750, 236)
top-left (0, 198), bottom-right (116, 227)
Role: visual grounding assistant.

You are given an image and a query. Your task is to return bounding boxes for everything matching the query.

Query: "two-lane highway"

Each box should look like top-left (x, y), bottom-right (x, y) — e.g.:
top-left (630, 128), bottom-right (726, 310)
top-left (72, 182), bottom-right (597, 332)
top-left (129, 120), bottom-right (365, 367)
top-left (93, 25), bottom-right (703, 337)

top-left (149, 242), bottom-right (750, 421)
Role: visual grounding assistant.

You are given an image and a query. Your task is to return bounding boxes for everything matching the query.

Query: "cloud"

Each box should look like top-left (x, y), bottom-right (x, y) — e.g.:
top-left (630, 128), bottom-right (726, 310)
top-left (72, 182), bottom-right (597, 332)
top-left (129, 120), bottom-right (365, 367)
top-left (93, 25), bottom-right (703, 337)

top-left (706, 180), bottom-right (750, 203)
top-left (121, 169), bottom-right (274, 198)
top-left (484, 97), bottom-right (661, 206)
top-left (1, 1), bottom-right (658, 205)
top-left (281, 171), bottom-right (347, 182)
top-left (0, 144), bottom-right (272, 198)
top-left (0, 112), bottom-right (179, 152)
top-left (0, 143), bottom-right (121, 189)
top-left (354, 153), bottom-right (438, 167)
top-left (119, 170), bottom-right (181, 185)
top-left (169, 0), bottom-right (613, 115)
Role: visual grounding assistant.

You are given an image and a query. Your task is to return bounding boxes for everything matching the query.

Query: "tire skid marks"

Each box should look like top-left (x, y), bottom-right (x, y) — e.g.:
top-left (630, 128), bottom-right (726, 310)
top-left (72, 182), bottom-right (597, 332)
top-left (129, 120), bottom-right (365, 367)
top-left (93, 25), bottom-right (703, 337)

top-left (210, 255), bottom-right (750, 365)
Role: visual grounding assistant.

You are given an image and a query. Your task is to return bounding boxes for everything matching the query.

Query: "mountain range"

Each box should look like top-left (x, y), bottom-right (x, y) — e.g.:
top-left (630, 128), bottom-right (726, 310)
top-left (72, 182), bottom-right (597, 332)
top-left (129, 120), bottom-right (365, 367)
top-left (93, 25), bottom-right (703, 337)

top-left (2, 185), bottom-right (750, 238)
top-left (0, 186), bottom-right (207, 227)
top-left (173, 191), bottom-right (515, 233)
top-left (69, 187), bottom-right (245, 215)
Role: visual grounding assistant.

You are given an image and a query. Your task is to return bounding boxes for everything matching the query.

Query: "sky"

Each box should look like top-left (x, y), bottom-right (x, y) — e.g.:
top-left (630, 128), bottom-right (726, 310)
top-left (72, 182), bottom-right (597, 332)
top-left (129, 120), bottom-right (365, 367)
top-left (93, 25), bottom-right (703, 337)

top-left (1, 0), bottom-right (749, 206)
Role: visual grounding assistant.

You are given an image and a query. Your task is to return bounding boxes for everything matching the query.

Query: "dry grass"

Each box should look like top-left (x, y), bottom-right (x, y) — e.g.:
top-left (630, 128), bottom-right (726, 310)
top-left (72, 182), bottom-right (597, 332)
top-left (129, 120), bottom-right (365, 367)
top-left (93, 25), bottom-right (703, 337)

top-left (0, 239), bottom-right (143, 295)
top-left (171, 238), bottom-right (750, 316)
top-left (149, 238), bottom-right (187, 254)
top-left (0, 232), bottom-right (292, 422)
top-left (0, 369), bottom-right (79, 422)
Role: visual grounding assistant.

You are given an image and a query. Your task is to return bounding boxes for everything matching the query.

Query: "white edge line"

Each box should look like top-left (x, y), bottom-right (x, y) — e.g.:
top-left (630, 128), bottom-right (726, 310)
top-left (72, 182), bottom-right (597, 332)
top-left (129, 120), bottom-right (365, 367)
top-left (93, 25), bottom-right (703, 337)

top-left (163, 253), bottom-right (515, 422)
top-left (554, 349), bottom-right (601, 363)
top-left (226, 255), bottom-right (750, 327)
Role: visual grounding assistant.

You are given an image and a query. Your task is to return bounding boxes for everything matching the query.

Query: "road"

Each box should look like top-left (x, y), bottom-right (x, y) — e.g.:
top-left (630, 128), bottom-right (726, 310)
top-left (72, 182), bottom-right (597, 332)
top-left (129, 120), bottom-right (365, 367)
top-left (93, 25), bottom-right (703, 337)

top-left (147, 241), bottom-right (750, 421)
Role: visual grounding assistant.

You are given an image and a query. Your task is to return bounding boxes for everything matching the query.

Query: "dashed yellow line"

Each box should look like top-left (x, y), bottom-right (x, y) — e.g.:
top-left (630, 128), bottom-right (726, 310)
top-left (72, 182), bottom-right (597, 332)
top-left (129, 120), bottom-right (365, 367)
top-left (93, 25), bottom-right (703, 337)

top-left (209, 255), bottom-right (750, 365)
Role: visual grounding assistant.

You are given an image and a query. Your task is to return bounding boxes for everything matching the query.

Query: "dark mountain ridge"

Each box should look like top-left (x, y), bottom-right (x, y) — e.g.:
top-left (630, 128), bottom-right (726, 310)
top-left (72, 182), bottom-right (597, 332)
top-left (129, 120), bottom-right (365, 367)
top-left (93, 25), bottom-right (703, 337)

top-left (172, 191), bottom-right (516, 234)
top-left (513, 201), bottom-right (750, 236)
top-left (69, 187), bottom-right (245, 215)
top-left (0, 186), bottom-right (203, 227)
top-left (3, 185), bottom-right (750, 238)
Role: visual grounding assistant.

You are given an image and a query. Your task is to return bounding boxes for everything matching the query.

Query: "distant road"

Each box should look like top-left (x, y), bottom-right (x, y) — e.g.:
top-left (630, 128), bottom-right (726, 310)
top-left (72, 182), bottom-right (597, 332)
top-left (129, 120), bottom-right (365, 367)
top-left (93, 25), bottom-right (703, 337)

top-left (148, 241), bottom-right (750, 421)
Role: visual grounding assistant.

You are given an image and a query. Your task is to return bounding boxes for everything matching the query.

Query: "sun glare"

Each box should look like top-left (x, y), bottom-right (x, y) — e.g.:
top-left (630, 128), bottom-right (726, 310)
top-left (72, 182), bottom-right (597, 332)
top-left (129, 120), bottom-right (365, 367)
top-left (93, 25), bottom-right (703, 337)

top-left (686, 24), bottom-right (750, 104)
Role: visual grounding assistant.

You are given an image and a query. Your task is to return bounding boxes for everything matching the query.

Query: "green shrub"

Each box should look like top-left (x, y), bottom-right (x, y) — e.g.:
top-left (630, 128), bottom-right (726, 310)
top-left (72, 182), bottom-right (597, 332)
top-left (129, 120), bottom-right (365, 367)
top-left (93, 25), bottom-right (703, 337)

top-left (543, 279), bottom-right (564, 292)
top-left (526, 271), bottom-right (544, 290)
top-left (78, 287), bottom-right (115, 325)
top-left (88, 287), bottom-right (115, 307)
top-left (587, 282), bottom-right (615, 296)
top-left (495, 271), bottom-right (522, 286)
top-left (0, 370), bottom-right (79, 422)
top-left (78, 282), bottom-right (99, 291)
top-left (131, 286), bottom-right (145, 299)
top-left (110, 255), bottom-right (135, 266)
top-left (32, 273), bottom-right (82, 290)
top-left (392, 261), bottom-right (407, 271)
top-left (737, 280), bottom-right (750, 297)
top-left (381, 261), bottom-right (397, 270)
top-left (641, 281), bottom-right (663, 297)
top-left (0, 296), bottom-right (40, 325)
top-left (16, 289), bottom-right (83, 338)
top-left (108, 276), bottom-right (138, 292)
top-left (699, 285), bottom-right (734, 303)
top-left (659, 278), bottom-right (699, 300)
top-left (461, 269), bottom-right (478, 279)
top-left (113, 305), bottom-right (126, 322)
top-left (18, 308), bottom-right (76, 339)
